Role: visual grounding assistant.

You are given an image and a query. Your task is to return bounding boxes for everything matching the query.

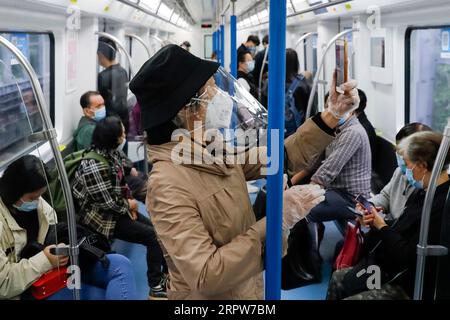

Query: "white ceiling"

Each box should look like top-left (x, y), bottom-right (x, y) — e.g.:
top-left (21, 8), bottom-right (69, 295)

top-left (184, 0), bottom-right (259, 24)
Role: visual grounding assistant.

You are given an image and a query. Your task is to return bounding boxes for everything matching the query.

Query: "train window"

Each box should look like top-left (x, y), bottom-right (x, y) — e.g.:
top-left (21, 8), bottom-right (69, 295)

top-left (406, 26), bottom-right (450, 132)
top-left (303, 33), bottom-right (318, 75)
top-left (204, 34), bottom-right (213, 59)
top-left (0, 32), bottom-right (54, 169)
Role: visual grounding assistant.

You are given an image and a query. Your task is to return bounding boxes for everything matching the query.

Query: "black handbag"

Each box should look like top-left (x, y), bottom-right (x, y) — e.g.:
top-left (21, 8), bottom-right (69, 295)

top-left (281, 219), bottom-right (323, 289)
top-left (252, 184), bottom-right (323, 290)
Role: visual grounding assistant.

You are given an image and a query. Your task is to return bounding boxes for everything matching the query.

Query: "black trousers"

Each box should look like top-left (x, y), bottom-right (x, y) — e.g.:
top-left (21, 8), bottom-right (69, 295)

top-left (113, 213), bottom-right (166, 287)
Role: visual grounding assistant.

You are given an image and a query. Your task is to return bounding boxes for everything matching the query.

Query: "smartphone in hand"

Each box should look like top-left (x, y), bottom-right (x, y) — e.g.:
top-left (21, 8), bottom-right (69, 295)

top-left (347, 206), bottom-right (364, 217)
top-left (355, 194), bottom-right (373, 212)
top-left (50, 245), bottom-right (70, 256)
top-left (335, 39), bottom-right (348, 93)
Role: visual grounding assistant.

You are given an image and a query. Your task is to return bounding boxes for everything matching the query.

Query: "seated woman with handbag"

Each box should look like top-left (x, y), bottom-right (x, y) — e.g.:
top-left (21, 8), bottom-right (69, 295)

top-left (327, 131), bottom-right (450, 300)
top-left (0, 155), bottom-right (137, 300)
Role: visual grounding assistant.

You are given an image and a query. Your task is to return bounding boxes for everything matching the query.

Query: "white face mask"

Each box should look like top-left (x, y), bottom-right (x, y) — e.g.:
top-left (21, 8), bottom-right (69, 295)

top-left (246, 60), bottom-right (255, 72)
top-left (205, 91), bottom-right (234, 130)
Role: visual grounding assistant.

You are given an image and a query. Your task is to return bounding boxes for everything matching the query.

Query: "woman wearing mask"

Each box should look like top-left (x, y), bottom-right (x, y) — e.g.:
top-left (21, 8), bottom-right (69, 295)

top-left (369, 123), bottom-right (432, 220)
top-left (327, 131), bottom-right (450, 300)
top-left (0, 155), bottom-right (137, 300)
top-left (237, 50), bottom-right (259, 100)
top-left (72, 116), bottom-right (168, 300)
top-left (129, 44), bottom-right (359, 299)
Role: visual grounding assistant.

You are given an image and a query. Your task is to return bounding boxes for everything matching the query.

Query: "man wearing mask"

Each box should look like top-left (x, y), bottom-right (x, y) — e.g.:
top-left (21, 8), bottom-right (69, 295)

top-left (252, 34), bottom-right (269, 87)
top-left (97, 37), bottom-right (129, 133)
top-left (237, 35), bottom-right (260, 58)
top-left (73, 91), bottom-right (148, 202)
top-left (237, 51), bottom-right (258, 99)
top-left (74, 91), bottom-right (106, 151)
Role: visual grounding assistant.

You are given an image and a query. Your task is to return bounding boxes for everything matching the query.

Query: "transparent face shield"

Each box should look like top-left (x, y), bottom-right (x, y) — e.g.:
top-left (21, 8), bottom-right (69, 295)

top-left (180, 67), bottom-right (268, 155)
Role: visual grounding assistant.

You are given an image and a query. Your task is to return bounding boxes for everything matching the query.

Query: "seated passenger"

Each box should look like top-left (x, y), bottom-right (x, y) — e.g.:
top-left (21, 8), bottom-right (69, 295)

top-left (370, 122), bottom-right (432, 219)
top-left (74, 91), bottom-right (106, 151)
top-left (0, 155), bottom-right (137, 300)
top-left (237, 51), bottom-right (258, 99)
top-left (293, 98), bottom-right (371, 223)
top-left (72, 116), bottom-right (168, 299)
top-left (327, 131), bottom-right (450, 300)
top-left (74, 91), bottom-right (147, 202)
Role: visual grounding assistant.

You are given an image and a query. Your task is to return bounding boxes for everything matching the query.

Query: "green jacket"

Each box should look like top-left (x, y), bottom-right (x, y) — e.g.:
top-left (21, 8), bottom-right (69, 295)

top-left (73, 116), bottom-right (96, 151)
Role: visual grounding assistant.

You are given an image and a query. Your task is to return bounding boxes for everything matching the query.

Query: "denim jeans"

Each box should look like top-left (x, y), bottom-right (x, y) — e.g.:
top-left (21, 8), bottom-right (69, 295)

top-left (306, 188), bottom-right (357, 223)
top-left (47, 254), bottom-right (137, 300)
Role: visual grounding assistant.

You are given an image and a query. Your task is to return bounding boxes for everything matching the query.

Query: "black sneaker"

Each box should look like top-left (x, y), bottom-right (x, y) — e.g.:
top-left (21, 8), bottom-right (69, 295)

top-left (148, 275), bottom-right (168, 300)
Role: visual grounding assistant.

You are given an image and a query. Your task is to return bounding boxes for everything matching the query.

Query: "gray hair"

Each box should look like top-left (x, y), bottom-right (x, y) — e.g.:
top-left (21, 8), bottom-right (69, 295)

top-left (398, 131), bottom-right (448, 171)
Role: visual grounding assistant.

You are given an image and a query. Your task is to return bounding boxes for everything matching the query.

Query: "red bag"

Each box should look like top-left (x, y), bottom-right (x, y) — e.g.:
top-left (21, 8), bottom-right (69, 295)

top-left (334, 221), bottom-right (363, 270)
top-left (31, 267), bottom-right (68, 299)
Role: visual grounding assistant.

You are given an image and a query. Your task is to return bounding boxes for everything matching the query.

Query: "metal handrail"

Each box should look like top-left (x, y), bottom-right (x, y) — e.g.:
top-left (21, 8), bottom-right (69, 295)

top-left (305, 28), bottom-right (358, 119)
top-left (258, 44), bottom-right (269, 102)
top-left (125, 33), bottom-right (151, 58)
top-left (294, 32), bottom-right (318, 51)
top-left (123, 34), bottom-right (151, 176)
top-left (150, 35), bottom-right (164, 46)
top-left (0, 35), bottom-right (80, 300)
top-left (96, 31), bottom-right (136, 78)
top-left (414, 119), bottom-right (450, 299)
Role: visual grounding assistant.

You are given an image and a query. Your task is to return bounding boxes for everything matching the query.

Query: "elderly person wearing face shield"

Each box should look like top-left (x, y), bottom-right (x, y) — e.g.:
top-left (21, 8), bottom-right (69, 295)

top-left (129, 44), bottom-right (359, 300)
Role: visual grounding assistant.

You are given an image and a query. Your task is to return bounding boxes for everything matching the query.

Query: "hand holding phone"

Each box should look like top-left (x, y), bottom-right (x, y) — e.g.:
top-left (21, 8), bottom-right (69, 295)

top-left (355, 194), bottom-right (373, 212)
top-left (347, 206), bottom-right (364, 217)
top-left (335, 39), bottom-right (349, 93)
top-left (50, 244), bottom-right (70, 256)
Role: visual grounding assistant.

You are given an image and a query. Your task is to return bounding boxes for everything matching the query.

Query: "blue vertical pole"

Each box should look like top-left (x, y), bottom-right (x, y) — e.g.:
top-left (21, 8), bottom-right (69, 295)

top-left (265, 0), bottom-right (286, 300)
top-left (213, 31), bottom-right (217, 57)
top-left (230, 14), bottom-right (237, 77)
top-left (217, 28), bottom-right (222, 65)
top-left (220, 23), bottom-right (225, 68)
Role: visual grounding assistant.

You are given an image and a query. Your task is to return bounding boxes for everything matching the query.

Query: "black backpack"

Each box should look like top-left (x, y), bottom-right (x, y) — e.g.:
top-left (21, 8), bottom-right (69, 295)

top-left (284, 74), bottom-right (306, 138)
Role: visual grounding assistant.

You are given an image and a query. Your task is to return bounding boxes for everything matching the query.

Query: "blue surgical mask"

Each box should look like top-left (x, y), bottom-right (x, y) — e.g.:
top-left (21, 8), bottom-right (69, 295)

top-left (338, 113), bottom-right (350, 126)
top-left (13, 199), bottom-right (39, 212)
top-left (246, 60), bottom-right (255, 72)
top-left (396, 153), bottom-right (407, 174)
top-left (94, 106), bottom-right (106, 122)
top-left (405, 165), bottom-right (424, 189)
top-left (248, 47), bottom-right (256, 55)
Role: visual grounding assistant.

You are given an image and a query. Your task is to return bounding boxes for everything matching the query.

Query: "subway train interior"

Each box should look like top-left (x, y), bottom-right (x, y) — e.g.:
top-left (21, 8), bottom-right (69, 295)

top-left (1, 0), bottom-right (450, 302)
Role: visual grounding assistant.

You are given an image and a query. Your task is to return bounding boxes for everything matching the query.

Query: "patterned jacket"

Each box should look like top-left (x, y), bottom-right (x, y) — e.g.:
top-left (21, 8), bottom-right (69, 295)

top-left (72, 148), bottom-right (131, 239)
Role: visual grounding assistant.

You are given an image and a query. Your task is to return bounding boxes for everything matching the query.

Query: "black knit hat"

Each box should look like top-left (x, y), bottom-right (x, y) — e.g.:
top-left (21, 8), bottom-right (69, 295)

top-left (129, 44), bottom-right (220, 130)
